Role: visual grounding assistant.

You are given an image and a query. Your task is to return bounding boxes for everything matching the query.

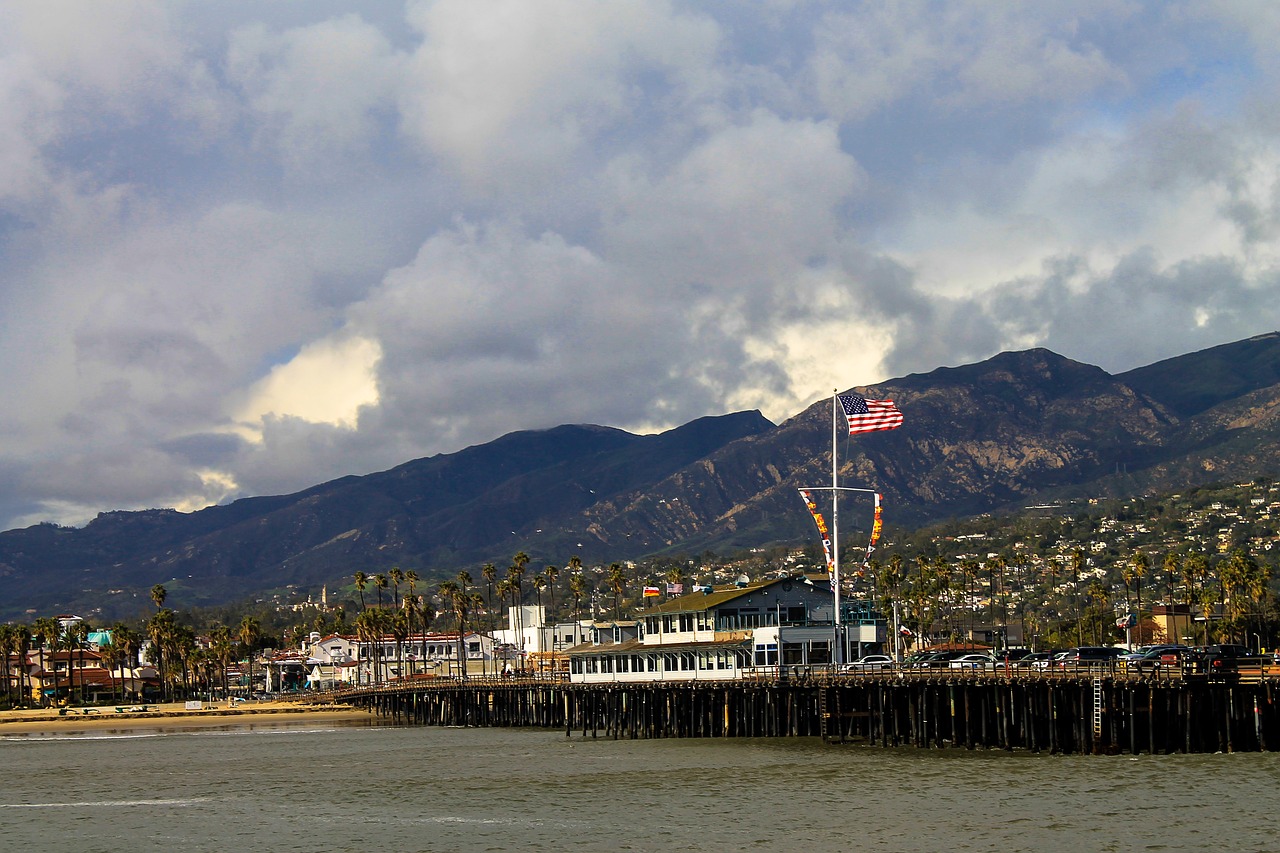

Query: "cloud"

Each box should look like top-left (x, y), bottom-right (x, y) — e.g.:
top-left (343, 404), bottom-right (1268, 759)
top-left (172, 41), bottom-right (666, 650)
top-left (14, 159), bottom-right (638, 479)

top-left (2, 2), bottom-right (1280, 530)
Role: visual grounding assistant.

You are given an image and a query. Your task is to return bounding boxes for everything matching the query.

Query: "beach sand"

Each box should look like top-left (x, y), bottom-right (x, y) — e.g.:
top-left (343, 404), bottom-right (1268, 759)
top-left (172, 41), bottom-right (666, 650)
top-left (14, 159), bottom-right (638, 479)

top-left (0, 699), bottom-right (375, 736)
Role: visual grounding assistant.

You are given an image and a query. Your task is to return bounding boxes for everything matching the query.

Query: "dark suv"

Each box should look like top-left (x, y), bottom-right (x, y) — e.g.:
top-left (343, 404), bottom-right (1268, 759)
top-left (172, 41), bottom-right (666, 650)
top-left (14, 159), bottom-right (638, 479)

top-left (1188, 644), bottom-right (1265, 673)
top-left (1126, 644), bottom-right (1190, 673)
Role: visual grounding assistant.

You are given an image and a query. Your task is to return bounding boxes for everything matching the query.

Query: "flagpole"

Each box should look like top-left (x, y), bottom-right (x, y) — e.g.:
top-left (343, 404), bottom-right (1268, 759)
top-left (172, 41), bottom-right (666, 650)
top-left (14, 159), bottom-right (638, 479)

top-left (832, 389), bottom-right (842, 664)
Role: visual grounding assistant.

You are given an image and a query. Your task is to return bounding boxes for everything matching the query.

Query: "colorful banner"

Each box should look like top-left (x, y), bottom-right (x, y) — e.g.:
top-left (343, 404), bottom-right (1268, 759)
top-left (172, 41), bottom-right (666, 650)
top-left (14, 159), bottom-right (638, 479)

top-left (798, 489), bottom-right (834, 570)
top-left (643, 586), bottom-right (661, 597)
top-left (861, 492), bottom-right (883, 571)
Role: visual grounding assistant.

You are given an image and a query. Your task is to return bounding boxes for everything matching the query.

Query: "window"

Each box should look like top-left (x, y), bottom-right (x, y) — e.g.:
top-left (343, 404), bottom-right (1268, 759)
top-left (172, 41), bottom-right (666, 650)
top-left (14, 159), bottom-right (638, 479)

top-left (808, 640), bottom-right (831, 664)
top-left (678, 613), bottom-right (694, 632)
top-left (680, 652), bottom-right (695, 671)
top-left (754, 643), bottom-right (778, 666)
top-left (782, 642), bottom-right (804, 666)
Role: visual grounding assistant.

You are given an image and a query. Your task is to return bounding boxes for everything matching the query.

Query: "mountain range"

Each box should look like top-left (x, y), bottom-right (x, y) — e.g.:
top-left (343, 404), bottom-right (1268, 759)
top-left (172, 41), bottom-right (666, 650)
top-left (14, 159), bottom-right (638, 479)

top-left (4, 331), bottom-right (1280, 621)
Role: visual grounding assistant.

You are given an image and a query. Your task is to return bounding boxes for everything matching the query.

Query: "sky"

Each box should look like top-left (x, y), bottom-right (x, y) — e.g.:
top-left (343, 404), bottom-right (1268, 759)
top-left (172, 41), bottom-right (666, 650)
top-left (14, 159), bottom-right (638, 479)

top-left (3, 1), bottom-right (1280, 532)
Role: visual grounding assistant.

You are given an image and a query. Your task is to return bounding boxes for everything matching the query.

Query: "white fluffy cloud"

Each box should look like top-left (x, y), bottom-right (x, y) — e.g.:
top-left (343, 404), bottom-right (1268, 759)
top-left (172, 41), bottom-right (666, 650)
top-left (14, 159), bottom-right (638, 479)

top-left (2, 1), bottom-right (1280, 529)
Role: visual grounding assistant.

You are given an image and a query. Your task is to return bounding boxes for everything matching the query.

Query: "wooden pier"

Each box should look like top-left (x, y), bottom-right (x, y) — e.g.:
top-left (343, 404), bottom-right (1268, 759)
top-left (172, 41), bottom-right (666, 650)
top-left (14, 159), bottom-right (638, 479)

top-left (337, 671), bottom-right (1280, 754)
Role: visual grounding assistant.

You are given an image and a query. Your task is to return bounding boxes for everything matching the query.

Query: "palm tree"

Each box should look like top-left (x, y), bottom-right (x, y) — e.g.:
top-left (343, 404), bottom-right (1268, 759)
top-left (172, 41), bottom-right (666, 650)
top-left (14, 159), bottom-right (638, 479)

top-left (959, 559), bottom-right (979, 646)
top-left (354, 608), bottom-right (384, 685)
top-left (1242, 553), bottom-right (1272, 650)
top-left (1162, 551), bottom-right (1181, 635)
top-left (1183, 552), bottom-right (1209, 643)
top-left (507, 556), bottom-right (527, 667)
top-left (607, 563), bottom-right (626, 621)
top-left (532, 573), bottom-right (547, 659)
top-left (373, 573), bottom-right (388, 610)
top-left (14, 623), bottom-right (33, 706)
top-left (1124, 550), bottom-right (1149, 645)
top-left (66, 620), bottom-right (89, 704)
top-left (390, 609), bottom-right (410, 681)
top-left (569, 569), bottom-right (587, 647)
top-left (388, 567), bottom-right (404, 610)
top-left (0, 624), bottom-right (18, 708)
top-left (210, 624), bottom-right (233, 700)
top-left (353, 571), bottom-right (368, 611)
top-left (544, 564), bottom-right (560, 628)
top-left (33, 616), bottom-right (61, 706)
top-left (438, 580), bottom-right (472, 679)
top-left (150, 584), bottom-right (167, 612)
top-left (1070, 549), bottom-right (1086, 647)
top-left (481, 562), bottom-right (498, 668)
top-left (146, 609), bottom-right (176, 702)
top-left (1197, 572), bottom-right (1221, 645)
top-left (238, 615), bottom-right (262, 697)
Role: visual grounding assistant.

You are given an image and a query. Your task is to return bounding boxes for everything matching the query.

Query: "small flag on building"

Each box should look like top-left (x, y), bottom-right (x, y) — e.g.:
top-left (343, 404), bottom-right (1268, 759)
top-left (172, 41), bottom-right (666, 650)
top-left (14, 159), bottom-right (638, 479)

top-left (666, 582), bottom-right (684, 595)
top-left (643, 586), bottom-right (661, 597)
top-left (839, 393), bottom-right (903, 435)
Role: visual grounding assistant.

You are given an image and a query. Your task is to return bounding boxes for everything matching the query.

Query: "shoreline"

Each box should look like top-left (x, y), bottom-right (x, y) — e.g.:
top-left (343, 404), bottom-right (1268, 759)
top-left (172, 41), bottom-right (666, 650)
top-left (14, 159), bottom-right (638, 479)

top-left (0, 700), bottom-right (374, 736)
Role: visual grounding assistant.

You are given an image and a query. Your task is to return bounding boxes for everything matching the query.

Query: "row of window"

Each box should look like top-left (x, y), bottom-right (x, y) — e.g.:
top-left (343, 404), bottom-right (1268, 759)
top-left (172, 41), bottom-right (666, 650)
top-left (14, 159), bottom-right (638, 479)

top-left (752, 640), bottom-right (831, 666)
top-left (639, 606), bottom-right (819, 636)
top-left (570, 650), bottom-right (749, 675)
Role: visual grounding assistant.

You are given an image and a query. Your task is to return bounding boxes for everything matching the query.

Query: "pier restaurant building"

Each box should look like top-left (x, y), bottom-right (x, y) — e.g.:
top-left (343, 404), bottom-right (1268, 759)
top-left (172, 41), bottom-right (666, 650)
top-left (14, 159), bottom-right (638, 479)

top-left (566, 576), bottom-right (882, 683)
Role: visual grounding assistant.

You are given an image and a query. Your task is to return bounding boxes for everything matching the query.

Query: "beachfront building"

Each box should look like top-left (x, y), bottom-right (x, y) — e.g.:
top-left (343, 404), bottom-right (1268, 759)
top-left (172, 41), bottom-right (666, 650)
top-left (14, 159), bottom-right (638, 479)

top-left (305, 630), bottom-right (497, 684)
top-left (490, 605), bottom-right (597, 674)
top-left (22, 648), bottom-right (156, 704)
top-left (566, 576), bottom-right (854, 684)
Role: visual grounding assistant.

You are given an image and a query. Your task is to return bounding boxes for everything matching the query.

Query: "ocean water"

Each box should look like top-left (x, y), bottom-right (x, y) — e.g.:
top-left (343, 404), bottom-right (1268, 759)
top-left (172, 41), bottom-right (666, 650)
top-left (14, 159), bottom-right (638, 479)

top-left (2, 718), bottom-right (1278, 853)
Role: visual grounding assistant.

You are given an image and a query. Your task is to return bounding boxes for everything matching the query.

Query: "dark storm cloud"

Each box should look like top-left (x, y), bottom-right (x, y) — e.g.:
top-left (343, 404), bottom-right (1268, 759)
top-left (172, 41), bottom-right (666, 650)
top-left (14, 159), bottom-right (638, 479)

top-left (2, 1), bottom-right (1279, 529)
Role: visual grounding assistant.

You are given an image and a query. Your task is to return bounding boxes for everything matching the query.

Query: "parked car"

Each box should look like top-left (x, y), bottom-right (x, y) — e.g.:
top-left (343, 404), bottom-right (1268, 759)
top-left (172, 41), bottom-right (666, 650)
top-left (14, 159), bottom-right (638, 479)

top-left (906, 650), bottom-right (966, 669)
top-left (1187, 644), bottom-right (1266, 673)
top-left (1017, 650), bottom-right (1058, 669)
top-left (843, 654), bottom-right (894, 671)
top-left (949, 653), bottom-right (996, 670)
top-left (1126, 645), bottom-right (1190, 673)
top-left (1051, 646), bottom-right (1126, 669)
top-left (1029, 651), bottom-right (1069, 670)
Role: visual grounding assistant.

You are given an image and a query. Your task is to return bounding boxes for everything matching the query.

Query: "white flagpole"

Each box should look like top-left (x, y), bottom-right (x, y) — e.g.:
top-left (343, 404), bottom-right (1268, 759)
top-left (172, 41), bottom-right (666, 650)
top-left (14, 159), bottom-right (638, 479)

top-left (832, 390), bottom-right (842, 664)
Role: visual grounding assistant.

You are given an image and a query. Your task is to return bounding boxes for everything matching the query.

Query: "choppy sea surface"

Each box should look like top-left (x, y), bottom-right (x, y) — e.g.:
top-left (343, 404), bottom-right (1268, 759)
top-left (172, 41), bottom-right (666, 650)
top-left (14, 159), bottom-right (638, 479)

top-left (2, 717), bottom-right (1278, 852)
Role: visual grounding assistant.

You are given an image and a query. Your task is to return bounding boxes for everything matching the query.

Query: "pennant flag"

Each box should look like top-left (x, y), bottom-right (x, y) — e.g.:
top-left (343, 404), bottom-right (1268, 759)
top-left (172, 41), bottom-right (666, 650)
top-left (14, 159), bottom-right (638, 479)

top-left (839, 393), bottom-right (903, 435)
top-left (798, 489), bottom-right (834, 570)
top-left (643, 586), bottom-right (661, 597)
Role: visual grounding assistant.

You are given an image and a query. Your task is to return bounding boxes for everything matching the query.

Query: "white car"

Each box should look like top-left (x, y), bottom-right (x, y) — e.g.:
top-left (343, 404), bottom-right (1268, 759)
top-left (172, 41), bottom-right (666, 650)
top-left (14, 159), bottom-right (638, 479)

top-left (949, 653), bottom-right (995, 670)
top-left (843, 654), bottom-right (894, 671)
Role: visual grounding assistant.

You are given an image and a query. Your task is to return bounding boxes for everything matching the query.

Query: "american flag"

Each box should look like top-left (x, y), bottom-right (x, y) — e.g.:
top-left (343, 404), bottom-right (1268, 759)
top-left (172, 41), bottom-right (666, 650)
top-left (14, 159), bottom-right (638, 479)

top-left (839, 393), bottom-right (903, 435)
top-left (666, 582), bottom-right (684, 595)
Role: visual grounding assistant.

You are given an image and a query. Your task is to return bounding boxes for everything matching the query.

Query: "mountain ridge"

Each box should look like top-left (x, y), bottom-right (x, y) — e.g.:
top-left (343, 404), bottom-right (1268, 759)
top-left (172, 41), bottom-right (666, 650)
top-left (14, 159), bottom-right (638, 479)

top-left (4, 333), bottom-right (1280, 620)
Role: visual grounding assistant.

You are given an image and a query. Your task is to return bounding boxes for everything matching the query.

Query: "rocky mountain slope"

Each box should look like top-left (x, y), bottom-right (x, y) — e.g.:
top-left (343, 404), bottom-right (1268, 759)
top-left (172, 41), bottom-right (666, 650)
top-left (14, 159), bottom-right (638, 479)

top-left (4, 332), bottom-right (1280, 620)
